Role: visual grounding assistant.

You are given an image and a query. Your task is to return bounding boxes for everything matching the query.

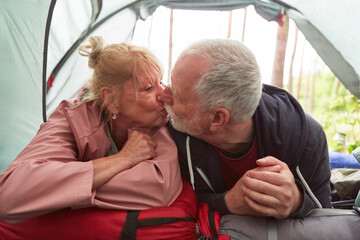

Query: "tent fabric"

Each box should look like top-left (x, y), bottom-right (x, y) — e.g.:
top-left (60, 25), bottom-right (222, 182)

top-left (1, 0), bottom-right (359, 173)
top-left (144, 0), bottom-right (284, 22)
top-left (0, 0), bottom-right (141, 172)
top-left (285, 0), bottom-right (360, 99)
top-left (46, 8), bottom-right (138, 116)
top-left (0, 0), bottom-right (50, 173)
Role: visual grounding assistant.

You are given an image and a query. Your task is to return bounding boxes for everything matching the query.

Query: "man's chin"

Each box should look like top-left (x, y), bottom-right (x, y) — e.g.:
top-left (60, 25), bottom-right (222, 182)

top-left (169, 118), bottom-right (188, 134)
top-left (170, 118), bottom-right (203, 136)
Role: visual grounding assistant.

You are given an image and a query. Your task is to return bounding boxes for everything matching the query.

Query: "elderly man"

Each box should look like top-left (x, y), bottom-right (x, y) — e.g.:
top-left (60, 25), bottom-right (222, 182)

top-left (160, 39), bottom-right (331, 219)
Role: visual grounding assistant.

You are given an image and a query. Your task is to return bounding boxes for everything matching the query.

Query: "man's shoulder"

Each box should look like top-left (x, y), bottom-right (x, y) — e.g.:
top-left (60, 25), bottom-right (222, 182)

top-left (255, 85), bottom-right (305, 127)
top-left (261, 84), bottom-right (301, 108)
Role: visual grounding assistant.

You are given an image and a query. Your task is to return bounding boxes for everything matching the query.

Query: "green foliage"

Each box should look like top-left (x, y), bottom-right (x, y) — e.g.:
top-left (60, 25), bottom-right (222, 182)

top-left (348, 140), bottom-right (360, 153)
top-left (312, 71), bottom-right (348, 112)
top-left (311, 72), bottom-right (360, 153)
top-left (283, 70), bottom-right (359, 153)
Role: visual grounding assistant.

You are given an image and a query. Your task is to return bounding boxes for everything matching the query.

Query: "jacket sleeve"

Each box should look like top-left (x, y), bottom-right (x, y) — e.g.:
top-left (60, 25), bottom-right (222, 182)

top-left (0, 113), bottom-right (182, 223)
top-left (290, 115), bottom-right (332, 218)
top-left (93, 126), bottom-right (183, 210)
top-left (197, 192), bottom-right (231, 215)
top-left (0, 102), bottom-right (95, 223)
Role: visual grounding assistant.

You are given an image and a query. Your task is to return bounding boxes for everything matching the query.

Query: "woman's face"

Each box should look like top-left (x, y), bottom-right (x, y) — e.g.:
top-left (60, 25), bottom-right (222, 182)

top-left (116, 70), bottom-right (167, 130)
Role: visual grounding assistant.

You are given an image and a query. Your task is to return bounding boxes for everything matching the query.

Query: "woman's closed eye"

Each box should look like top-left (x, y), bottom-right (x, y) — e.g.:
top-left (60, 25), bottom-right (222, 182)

top-left (145, 86), bottom-right (153, 92)
top-left (143, 84), bottom-right (154, 92)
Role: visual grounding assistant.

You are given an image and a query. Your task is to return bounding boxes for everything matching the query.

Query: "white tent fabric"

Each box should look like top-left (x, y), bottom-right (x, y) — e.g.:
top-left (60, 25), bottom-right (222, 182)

top-left (46, 8), bottom-right (137, 116)
top-left (1, 0), bottom-right (359, 172)
top-left (285, 0), bottom-right (360, 97)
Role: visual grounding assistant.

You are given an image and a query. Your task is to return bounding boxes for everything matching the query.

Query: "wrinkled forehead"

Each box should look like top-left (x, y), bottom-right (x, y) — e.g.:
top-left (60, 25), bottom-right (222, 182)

top-left (119, 69), bottom-right (162, 99)
top-left (170, 54), bottom-right (210, 100)
top-left (135, 67), bottom-right (162, 87)
top-left (172, 54), bottom-right (209, 82)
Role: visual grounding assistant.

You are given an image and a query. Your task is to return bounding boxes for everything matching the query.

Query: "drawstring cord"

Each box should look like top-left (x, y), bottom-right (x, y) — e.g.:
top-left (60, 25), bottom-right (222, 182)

top-left (186, 136), bottom-right (215, 192)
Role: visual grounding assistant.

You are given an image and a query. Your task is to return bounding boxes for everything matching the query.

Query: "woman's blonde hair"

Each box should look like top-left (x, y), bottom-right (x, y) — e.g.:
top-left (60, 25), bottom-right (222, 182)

top-left (78, 36), bottom-right (163, 122)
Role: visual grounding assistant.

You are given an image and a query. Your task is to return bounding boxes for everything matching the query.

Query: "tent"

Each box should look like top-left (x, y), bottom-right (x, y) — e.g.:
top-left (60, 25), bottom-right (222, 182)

top-left (1, 0), bottom-right (359, 173)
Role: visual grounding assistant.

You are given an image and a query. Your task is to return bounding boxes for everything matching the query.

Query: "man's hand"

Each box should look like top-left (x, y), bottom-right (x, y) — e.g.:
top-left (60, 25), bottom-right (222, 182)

top-left (225, 163), bottom-right (282, 216)
top-left (241, 156), bottom-right (302, 219)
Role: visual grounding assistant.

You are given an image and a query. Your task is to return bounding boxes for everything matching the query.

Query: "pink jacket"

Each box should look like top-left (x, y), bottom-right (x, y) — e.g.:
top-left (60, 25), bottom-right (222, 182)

top-left (0, 100), bottom-right (182, 223)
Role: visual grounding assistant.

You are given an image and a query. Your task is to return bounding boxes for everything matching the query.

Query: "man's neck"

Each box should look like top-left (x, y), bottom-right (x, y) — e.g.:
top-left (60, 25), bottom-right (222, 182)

top-left (204, 118), bottom-right (254, 153)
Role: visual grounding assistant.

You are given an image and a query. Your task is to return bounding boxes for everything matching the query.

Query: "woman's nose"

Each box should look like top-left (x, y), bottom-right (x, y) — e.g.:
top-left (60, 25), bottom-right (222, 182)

top-left (154, 81), bottom-right (165, 97)
top-left (158, 86), bottom-right (173, 105)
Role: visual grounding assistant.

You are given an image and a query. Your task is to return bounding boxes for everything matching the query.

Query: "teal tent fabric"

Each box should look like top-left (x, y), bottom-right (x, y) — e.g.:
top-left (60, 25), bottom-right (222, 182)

top-left (0, 0), bottom-right (140, 173)
top-left (0, 0), bottom-right (50, 172)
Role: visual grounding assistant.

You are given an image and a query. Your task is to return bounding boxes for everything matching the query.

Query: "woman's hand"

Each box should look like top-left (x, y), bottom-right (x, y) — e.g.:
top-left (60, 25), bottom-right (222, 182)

top-left (117, 130), bottom-right (157, 166)
top-left (92, 130), bottom-right (157, 189)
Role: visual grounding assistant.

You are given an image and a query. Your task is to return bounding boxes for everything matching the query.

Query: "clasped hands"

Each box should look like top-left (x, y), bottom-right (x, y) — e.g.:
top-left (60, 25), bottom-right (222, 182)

top-left (225, 156), bottom-right (302, 219)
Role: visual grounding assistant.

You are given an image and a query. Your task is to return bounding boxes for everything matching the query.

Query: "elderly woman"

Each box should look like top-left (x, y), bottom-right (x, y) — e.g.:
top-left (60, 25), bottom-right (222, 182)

top-left (0, 36), bottom-right (182, 223)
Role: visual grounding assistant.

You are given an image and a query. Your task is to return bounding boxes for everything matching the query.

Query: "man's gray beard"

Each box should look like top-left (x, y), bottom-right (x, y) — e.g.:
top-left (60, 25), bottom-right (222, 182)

top-left (164, 104), bottom-right (204, 136)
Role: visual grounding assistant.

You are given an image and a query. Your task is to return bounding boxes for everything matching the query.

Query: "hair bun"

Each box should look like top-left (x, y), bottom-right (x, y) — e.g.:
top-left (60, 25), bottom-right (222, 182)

top-left (78, 36), bottom-right (105, 69)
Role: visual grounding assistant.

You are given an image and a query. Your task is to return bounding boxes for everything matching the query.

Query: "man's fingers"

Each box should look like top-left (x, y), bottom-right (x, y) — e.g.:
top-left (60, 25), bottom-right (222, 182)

top-left (242, 172), bottom-right (300, 219)
top-left (243, 175), bottom-right (274, 193)
top-left (255, 165), bottom-right (281, 173)
top-left (242, 179), bottom-right (280, 207)
top-left (256, 156), bottom-right (288, 169)
top-left (245, 170), bottom-right (286, 186)
top-left (244, 196), bottom-right (288, 219)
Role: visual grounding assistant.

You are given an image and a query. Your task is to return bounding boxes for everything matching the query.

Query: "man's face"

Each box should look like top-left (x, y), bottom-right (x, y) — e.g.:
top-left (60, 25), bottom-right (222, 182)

top-left (160, 54), bottom-right (210, 136)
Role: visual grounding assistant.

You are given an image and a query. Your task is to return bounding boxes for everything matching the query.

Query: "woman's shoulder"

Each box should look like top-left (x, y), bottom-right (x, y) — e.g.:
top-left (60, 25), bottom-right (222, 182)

top-left (45, 100), bottom-right (103, 141)
top-left (48, 100), bottom-right (99, 120)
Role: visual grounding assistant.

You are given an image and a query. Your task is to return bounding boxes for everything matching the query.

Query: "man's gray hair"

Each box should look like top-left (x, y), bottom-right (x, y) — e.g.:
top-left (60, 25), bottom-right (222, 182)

top-left (183, 39), bottom-right (262, 124)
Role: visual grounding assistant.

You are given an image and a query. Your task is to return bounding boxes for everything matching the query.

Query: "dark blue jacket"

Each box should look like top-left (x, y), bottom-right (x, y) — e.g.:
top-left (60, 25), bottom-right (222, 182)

top-left (168, 84), bottom-right (331, 218)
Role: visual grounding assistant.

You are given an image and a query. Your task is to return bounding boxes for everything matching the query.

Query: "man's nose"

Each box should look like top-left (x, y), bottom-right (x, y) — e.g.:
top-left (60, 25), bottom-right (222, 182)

top-left (158, 86), bottom-right (173, 105)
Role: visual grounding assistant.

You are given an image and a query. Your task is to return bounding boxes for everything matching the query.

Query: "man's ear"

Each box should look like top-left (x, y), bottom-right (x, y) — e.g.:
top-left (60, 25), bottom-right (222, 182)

top-left (101, 87), bottom-right (118, 114)
top-left (209, 108), bottom-right (230, 132)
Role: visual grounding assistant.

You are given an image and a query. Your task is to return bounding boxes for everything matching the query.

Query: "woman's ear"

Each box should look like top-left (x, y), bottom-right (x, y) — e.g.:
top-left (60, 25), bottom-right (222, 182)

top-left (101, 87), bottom-right (118, 114)
top-left (209, 107), bottom-right (230, 132)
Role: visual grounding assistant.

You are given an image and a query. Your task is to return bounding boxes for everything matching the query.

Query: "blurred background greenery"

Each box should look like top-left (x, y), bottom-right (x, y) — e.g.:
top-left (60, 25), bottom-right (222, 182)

top-left (288, 71), bottom-right (360, 153)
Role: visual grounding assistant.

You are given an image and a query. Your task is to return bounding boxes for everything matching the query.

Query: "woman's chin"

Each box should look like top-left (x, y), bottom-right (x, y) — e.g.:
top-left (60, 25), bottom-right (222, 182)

top-left (137, 117), bottom-right (168, 132)
top-left (154, 117), bottom-right (169, 128)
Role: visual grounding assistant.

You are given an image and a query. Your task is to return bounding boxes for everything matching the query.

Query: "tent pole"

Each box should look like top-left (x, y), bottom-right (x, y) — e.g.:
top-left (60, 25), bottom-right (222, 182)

top-left (167, 8), bottom-right (174, 84)
top-left (242, 8), bottom-right (247, 43)
top-left (227, 10), bottom-right (232, 38)
top-left (42, 0), bottom-right (57, 122)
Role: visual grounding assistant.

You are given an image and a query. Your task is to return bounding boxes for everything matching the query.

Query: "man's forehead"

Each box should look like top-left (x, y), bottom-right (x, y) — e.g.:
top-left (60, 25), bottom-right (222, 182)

top-left (169, 53), bottom-right (209, 100)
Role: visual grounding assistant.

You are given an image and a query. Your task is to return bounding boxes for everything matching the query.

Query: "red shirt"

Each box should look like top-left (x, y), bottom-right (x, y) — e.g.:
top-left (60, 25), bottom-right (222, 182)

top-left (215, 138), bottom-right (258, 190)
